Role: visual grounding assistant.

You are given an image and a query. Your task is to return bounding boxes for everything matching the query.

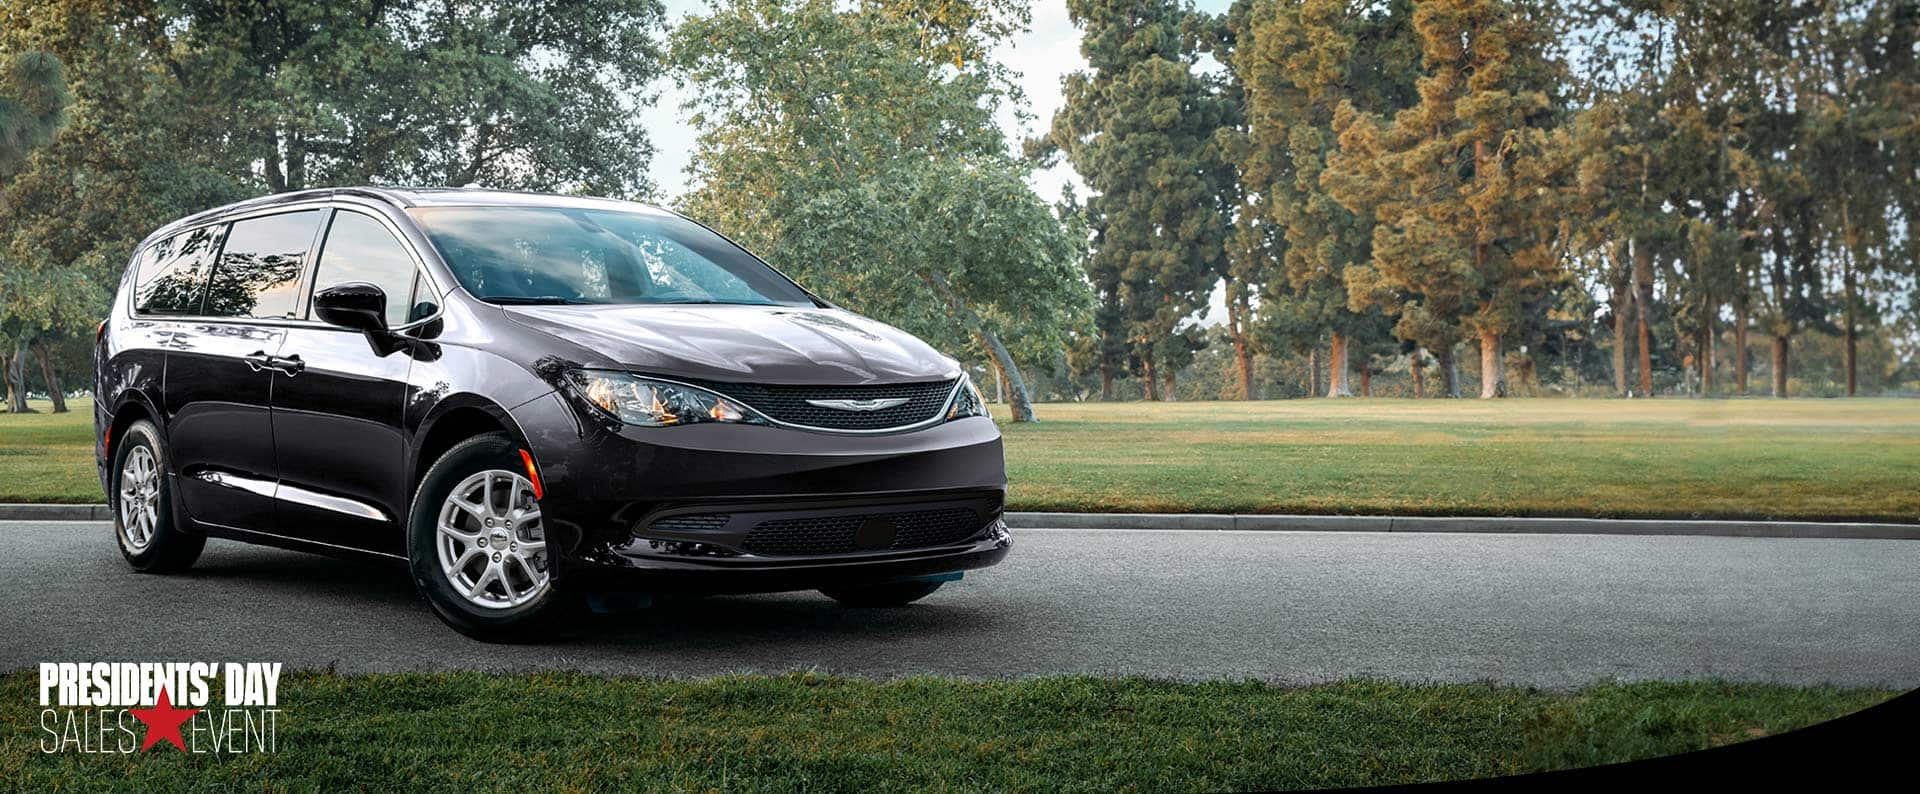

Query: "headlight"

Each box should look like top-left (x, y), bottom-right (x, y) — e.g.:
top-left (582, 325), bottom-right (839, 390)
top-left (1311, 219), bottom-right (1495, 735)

top-left (567, 370), bottom-right (770, 428)
top-left (947, 375), bottom-right (990, 420)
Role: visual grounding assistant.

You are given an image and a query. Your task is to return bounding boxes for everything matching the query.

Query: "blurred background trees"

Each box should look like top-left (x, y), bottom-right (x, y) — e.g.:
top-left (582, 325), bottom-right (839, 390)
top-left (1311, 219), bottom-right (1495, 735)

top-left (2, 0), bottom-right (1918, 417)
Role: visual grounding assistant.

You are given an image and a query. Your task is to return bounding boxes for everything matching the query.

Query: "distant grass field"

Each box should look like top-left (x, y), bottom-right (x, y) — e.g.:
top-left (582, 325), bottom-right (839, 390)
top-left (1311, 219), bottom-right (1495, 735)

top-left (3, 397), bottom-right (1917, 521)
top-left (0, 672), bottom-right (1892, 790)
top-left (998, 399), bottom-right (1920, 522)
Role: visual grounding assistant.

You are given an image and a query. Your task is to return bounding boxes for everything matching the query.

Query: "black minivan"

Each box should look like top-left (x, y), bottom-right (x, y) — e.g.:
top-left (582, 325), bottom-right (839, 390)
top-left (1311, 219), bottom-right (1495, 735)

top-left (96, 187), bottom-right (1010, 639)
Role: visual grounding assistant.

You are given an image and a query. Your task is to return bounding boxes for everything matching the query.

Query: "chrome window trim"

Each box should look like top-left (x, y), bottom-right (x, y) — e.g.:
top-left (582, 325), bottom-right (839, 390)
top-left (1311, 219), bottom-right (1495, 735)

top-left (126, 200), bottom-right (447, 333)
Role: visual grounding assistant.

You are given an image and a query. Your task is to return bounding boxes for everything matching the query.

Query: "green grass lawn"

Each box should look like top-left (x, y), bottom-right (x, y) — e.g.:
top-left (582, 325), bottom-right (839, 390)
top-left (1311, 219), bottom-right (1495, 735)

top-left (4, 397), bottom-right (1918, 521)
top-left (0, 398), bottom-right (100, 504)
top-left (998, 398), bottom-right (1920, 522)
top-left (0, 672), bottom-right (1891, 790)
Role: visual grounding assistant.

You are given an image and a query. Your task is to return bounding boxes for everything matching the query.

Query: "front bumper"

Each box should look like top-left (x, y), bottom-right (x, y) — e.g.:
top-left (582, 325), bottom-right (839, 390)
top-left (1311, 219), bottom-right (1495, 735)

top-left (508, 391), bottom-right (1010, 593)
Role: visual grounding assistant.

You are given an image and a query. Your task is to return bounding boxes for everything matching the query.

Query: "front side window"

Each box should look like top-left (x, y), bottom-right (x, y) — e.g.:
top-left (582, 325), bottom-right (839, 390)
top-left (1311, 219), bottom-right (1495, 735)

top-left (133, 224), bottom-right (227, 315)
top-left (204, 210), bottom-right (324, 319)
top-left (311, 211), bottom-right (419, 326)
top-left (409, 207), bottom-right (813, 307)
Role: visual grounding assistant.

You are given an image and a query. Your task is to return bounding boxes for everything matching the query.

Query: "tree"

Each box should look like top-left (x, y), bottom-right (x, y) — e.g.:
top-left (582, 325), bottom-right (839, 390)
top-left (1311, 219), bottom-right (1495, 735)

top-left (2, 0), bottom-right (669, 412)
top-left (1325, 0), bottom-right (1571, 398)
top-left (673, 0), bottom-right (1087, 422)
top-left (0, 48), bottom-right (70, 412)
top-left (0, 49), bottom-right (66, 174)
top-left (166, 0), bottom-right (666, 196)
top-left (1223, 0), bottom-right (1417, 399)
top-left (1033, 0), bottom-right (1236, 401)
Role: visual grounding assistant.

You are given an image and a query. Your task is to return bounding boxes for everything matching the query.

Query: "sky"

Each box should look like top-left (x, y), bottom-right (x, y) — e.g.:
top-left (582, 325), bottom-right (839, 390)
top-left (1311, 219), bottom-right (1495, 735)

top-left (647, 0), bottom-right (1234, 202)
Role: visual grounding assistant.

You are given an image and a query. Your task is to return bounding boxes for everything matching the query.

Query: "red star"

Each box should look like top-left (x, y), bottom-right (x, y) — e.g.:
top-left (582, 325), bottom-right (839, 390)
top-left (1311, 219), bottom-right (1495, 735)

top-left (130, 685), bottom-right (200, 752)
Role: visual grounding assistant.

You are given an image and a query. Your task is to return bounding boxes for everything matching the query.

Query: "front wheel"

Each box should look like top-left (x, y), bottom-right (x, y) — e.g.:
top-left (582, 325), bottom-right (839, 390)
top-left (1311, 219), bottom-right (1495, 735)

top-left (408, 433), bottom-right (575, 641)
top-left (820, 580), bottom-right (946, 607)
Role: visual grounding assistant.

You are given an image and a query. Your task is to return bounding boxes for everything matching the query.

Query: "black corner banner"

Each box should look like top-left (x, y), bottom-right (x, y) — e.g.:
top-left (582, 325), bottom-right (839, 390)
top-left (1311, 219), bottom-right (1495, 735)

top-left (1341, 689), bottom-right (1919, 791)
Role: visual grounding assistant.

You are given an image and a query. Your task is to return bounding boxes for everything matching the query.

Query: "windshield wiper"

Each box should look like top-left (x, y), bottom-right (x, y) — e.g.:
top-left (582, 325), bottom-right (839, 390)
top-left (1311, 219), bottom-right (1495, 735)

top-left (481, 295), bottom-right (599, 305)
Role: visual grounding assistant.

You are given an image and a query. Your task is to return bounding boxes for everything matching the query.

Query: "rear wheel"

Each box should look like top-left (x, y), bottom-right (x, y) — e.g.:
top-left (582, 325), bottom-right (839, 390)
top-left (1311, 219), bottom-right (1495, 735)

top-left (113, 420), bottom-right (204, 573)
top-left (408, 433), bottom-right (574, 641)
top-left (820, 580), bottom-right (945, 607)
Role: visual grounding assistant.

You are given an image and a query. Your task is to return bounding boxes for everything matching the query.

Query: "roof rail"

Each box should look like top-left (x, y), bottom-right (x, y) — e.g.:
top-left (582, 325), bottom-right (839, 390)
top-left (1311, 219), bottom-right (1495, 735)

top-left (332, 186), bottom-right (416, 207)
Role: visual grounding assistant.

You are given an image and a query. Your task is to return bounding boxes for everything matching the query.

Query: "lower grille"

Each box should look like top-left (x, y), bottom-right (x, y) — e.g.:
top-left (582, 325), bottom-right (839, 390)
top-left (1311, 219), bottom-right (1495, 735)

top-left (650, 514), bottom-right (730, 533)
top-left (739, 507), bottom-right (983, 556)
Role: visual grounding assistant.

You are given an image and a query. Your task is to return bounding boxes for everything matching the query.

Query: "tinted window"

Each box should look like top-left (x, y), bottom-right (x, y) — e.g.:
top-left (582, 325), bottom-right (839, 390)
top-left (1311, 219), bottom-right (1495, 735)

top-left (205, 210), bottom-right (324, 319)
top-left (410, 207), bottom-right (812, 307)
top-left (133, 225), bottom-right (227, 314)
top-left (312, 211), bottom-right (419, 326)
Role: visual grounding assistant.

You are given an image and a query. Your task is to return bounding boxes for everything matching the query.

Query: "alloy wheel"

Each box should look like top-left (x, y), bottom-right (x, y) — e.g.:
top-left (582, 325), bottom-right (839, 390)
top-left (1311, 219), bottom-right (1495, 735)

top-left (435, 469), bottom-right (549, 608)
top-left (118, 445), bottom-right (160, 551)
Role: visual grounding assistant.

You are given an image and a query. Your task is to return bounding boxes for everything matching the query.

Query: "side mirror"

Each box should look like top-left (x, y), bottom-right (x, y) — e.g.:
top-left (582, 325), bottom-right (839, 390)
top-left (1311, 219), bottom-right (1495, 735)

top-left (314, 282), bottom-right (389, 334)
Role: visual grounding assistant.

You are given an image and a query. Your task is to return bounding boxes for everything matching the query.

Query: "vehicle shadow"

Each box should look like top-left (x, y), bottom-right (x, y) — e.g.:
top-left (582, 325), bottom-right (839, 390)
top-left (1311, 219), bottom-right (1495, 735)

top-left (178, 541), bottom-right (1005, 656)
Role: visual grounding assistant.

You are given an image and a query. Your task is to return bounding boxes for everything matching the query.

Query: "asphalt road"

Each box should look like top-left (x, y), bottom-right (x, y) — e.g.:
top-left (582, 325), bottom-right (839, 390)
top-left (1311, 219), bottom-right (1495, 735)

top-left (7, 520), bottom-right (1918, 688)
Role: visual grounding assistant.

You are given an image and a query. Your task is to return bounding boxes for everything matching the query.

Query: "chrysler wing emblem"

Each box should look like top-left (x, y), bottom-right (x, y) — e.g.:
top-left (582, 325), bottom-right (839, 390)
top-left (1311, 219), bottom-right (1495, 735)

top-left (806, 397), bottom-right (910, 412)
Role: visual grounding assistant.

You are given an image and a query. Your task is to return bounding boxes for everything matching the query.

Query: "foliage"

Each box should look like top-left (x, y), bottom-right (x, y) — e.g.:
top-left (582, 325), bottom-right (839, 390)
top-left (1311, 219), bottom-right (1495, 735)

top-left (673, 0), bottom-right (1090, 420)
top-left (1034, 0), bottom-right (1237, 399)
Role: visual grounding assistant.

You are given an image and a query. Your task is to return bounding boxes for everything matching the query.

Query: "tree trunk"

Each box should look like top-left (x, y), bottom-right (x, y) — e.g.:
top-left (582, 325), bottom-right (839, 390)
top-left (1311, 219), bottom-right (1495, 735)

top-left (1734, 299), bottom-right (1749, 394)
top-left (1326, 332), bottom-right (1351, 397)
top-left (1697, 289), bottom-right (1715, 397)
top-left (1607, 241), bottom-right (1631, 396)
top-left (1612, 304), bottom-right (1630, 396)
top-left (1438, 345), bottom-right (1459, 398)
top-left (1411, 348), bottom-right (1426, 399)
top-left (34, 341), bottom-right (66, 413)
top-left (1632, 240), bottom-right (1655, 397)
top-left (1227, 293), bottom-right (1255, 400)
top-left (973, 331), bottom-right (1035, 422)
top-left (1163, 370), bottom-right (1176, 402)
top-left (5, 343), bottom-right (32, 413)
top-left (1843, 267), bottom-right (1858, 397)
top-left (1841, 206), bottom-right (1858, 396)
top-left (1307, 347), bottom-right (1320, 397)
top-left (1698, 324), bottom-right (1714, 397)
top-left (1770, 335), bottom-right (1789, 398)
top-left (1142, 358), bottom-right (1158, 401)
top-left (921, 271), bottom-right (1037, 421)
top-left (1359, 365), bottom-right (1372, 397)
top-left (1477, 330), bottom-right (1505, 399)
top-left (1100, 359), bottom-right (1113, 402)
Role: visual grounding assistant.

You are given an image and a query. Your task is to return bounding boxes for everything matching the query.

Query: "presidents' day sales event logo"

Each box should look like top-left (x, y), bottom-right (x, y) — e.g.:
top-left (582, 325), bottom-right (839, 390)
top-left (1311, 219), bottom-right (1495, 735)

top-left (39, 662), bottom-right (283, 754)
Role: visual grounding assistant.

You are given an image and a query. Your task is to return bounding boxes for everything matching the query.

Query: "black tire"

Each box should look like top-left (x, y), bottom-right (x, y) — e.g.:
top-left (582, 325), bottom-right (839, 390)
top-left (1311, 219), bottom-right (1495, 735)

top-left (112, 419), bottom-right (204, 573)
top-left (821, 580), bottom-right (945, 607)
top-left (407, 432), bottom-right (576, 641)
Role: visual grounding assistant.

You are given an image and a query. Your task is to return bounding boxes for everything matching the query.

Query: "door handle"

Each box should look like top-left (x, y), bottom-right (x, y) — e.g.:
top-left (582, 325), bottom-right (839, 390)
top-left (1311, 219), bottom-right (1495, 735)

top-left (243, 351), bottom-right (273, 372)
top-left (270, 354), bottom-right (305, 376)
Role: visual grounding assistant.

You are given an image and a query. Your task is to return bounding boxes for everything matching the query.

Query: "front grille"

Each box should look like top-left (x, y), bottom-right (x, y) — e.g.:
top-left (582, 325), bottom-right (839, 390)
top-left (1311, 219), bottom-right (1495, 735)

top-left (681, 378), bottom-right (956, 431)
top-left (740, 507), bottom-right (983, 556)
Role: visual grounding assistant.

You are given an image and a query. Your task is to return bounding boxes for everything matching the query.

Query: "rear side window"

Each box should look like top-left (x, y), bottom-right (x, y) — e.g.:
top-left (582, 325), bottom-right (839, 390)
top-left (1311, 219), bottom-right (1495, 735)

top-left (310, 211), bottom-right (420, 326)
top-left (204, 210), bottom-right (325, 319)
top-left (133, 225), bottom-right (227, 315)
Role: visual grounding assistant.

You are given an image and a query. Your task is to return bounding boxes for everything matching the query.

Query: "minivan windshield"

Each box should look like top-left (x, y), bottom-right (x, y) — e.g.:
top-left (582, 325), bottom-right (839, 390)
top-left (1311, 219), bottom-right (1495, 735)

top-left (409, 206), bottom-right (814, 307)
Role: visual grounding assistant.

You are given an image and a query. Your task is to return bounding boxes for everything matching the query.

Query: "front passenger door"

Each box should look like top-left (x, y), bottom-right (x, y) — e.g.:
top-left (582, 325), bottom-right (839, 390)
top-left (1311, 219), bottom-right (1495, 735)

top-left (270, 209), bottom-right (428, 554)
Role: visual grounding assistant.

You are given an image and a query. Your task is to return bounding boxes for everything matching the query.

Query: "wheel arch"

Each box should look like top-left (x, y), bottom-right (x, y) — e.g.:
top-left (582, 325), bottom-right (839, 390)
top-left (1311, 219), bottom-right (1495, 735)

top-left (409, 395), bottom-right (535, 501)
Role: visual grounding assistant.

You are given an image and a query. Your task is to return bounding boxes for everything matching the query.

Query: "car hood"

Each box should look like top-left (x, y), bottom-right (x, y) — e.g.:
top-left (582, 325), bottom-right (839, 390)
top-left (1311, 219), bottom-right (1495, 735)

top-left (501, 304), bottom-right (959, 384)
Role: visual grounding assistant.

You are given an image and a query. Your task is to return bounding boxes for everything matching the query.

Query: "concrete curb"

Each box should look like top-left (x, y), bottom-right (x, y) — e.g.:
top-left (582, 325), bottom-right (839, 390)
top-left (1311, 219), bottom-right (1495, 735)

top-left (0, 503), bottom-right (114, 521)
top-left (1006, 511), bottom-right (1920, 540)
top-left (5, 504), bottom-right (1914, 540)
